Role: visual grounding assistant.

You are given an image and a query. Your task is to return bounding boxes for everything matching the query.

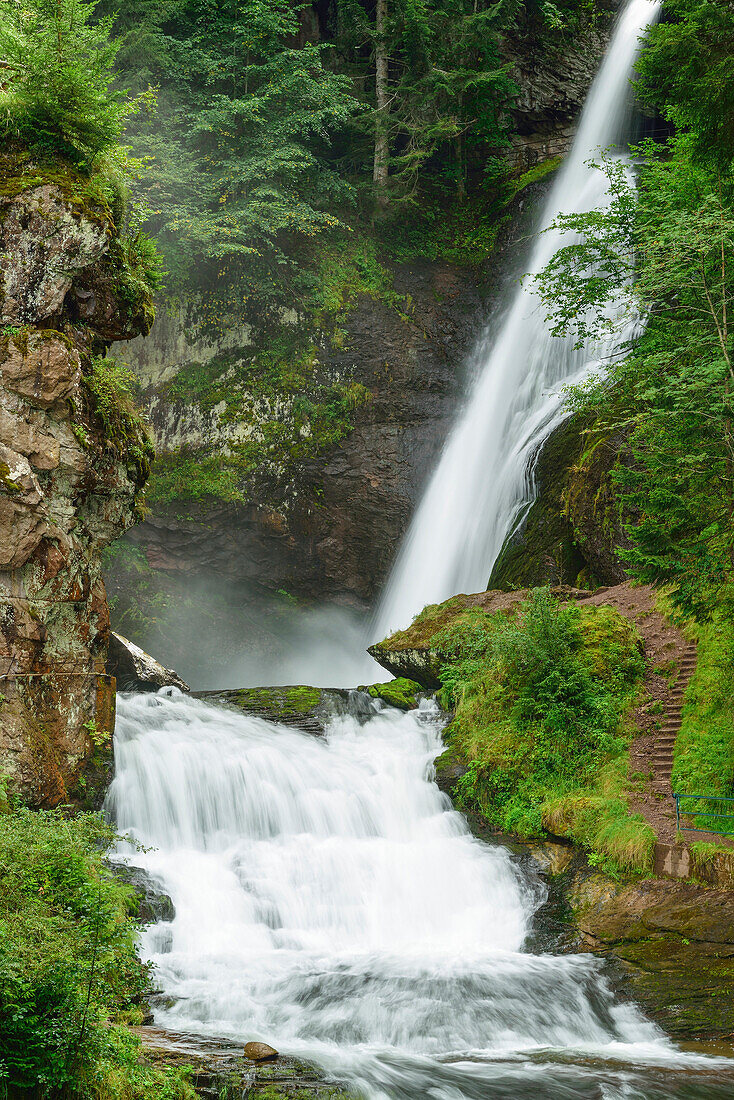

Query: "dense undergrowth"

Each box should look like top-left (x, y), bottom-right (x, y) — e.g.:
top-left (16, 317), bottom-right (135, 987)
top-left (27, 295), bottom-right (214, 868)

top-left (433, 588), bottom-right (655, 872)
top-left (0, 804), bottom-right (194, 1100)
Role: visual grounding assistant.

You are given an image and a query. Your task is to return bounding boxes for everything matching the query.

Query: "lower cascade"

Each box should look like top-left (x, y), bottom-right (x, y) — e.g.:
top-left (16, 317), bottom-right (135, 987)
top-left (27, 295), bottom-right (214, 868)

top-left (109, 692), bottom-right (732, 1098)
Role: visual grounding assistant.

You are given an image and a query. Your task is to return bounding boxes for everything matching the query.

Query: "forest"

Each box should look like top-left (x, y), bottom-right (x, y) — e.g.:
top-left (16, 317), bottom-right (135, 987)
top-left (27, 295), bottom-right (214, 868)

top-left (1, 0), bottom-right (734, 1097)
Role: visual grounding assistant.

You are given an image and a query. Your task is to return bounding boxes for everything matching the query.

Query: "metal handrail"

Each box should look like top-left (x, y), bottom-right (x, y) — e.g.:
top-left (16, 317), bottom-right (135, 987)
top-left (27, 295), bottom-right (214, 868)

top-left (674, 792), bottom-right (734, 837)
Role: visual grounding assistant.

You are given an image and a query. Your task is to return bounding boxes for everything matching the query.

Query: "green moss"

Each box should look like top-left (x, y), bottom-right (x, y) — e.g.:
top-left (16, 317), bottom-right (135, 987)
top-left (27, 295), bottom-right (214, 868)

top-left (231, 686), bottom-right (323, 719)
top-left (378, 595), bottom-right (513, 654)
top-left (361, 678), bottom-right (421, 710)
top-left (378, 187), bottom-right (508, 268)
top-left (0, 460), bottom-right (21, 493)
top-left (307, 238), bottom-right (408, 324)
top-left (0, 142), bottom-right (114, 223)
top-left (148, 334), bottom-right (371, 509)
top-left (83, 355), bottom-right (155, 484)
top-left (514, 155), bottom-right (563, 193)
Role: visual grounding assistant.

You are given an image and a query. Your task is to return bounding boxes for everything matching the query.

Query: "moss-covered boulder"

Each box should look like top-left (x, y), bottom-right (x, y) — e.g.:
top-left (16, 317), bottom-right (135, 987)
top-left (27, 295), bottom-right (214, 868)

top-left (359, 678), bottom-right (422, 710)
top-left (488, 416), bottom-right (633, 592)
top-left (368, 586), bottom-right (589, 688)
top-left (194, 686), bottom-right (351, 735)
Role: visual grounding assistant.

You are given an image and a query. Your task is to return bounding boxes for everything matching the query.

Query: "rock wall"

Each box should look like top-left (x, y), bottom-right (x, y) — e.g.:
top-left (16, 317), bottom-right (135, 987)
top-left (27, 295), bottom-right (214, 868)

top-left (505, 4), bottom-right (619, 172)
top-left (488, 416), bottom-right (632, 591)
top-left (0, 148), bottom-right (153, 807)
top-left (106, 13), bottom-right (620, 614)
top-left (116, 257), bottom-right (494, 607)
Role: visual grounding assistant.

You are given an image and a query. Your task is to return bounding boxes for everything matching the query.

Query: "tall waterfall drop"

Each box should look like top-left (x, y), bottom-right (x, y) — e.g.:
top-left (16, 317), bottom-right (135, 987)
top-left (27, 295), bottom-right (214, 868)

top-left (375, 0), bottom-right (660, 635)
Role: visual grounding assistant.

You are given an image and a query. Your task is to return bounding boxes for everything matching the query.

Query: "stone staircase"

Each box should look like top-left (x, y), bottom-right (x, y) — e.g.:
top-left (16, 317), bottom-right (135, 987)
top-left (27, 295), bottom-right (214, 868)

top-left (653, 642), bottom-right (697, 792)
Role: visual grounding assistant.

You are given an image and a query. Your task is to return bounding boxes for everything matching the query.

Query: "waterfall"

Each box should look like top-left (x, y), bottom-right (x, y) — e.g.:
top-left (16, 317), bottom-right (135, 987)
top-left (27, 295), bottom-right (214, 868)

top-left (375, 0), bottom-right (661, 636)
top-left (109, 691), bottom-right (734, 1098)
top-left (106, 2), bottom-right (734, 1095)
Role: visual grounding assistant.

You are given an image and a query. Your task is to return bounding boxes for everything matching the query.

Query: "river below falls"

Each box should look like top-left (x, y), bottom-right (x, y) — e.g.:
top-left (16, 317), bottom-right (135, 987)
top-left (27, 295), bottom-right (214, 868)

top-left (108, 690), bottom-right (734, 1100)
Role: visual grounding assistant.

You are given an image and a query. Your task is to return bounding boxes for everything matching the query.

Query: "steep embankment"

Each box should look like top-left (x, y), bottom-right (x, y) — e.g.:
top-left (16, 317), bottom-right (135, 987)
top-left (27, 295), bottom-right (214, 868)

top-left (0, 147), bottom-right (154, 806)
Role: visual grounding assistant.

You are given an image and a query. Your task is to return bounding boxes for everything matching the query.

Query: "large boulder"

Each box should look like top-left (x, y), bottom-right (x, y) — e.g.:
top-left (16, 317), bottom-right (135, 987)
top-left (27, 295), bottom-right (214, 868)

top-left (107, 633), bottom-right (189, 693)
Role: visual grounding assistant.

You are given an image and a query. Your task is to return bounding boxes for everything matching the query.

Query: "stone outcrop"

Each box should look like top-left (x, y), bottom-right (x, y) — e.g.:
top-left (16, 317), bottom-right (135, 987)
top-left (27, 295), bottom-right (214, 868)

top-left (488, 416), bottom-right (633, 591)
top-left (0, 146), bottom-right (154, 807)
top-left (505, 3), bottom-right (620, 172)
top-left (368, 586), bottom-right (591, 688)
top-left (107, 632), bottom-right (189, 693)
top-left (194, 685), bottom-right (376, 735)
top-left (565, 871), bottom-right (734, 1040)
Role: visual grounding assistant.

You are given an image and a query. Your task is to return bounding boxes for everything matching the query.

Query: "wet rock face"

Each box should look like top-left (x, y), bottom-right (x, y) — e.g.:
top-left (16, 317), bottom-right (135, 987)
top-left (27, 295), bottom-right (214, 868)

top-left (566, 873), bottom-right (734, 1040)
top-left (488, 416), bottom-right (633, 591)
top-left (0, 156), bottom-right (153, 808)
top-left (506, 12), bottom-right (617, 172)
top-left (120, 258), bottom-right (490, 606)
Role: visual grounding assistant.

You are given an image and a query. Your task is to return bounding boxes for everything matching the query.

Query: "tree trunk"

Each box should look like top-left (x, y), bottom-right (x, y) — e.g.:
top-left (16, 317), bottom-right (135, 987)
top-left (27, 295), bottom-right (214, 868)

top-left (373, 0), bottom-right (389, 204)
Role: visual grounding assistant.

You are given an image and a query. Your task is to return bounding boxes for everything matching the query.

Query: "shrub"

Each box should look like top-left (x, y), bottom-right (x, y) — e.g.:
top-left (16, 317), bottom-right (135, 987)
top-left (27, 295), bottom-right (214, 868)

top-left (0, 0), bottom-right (127, 168)
top-left (0, 807), bottom-right (196, 1097)
top-left (438, 588), bottom-right (645, 842)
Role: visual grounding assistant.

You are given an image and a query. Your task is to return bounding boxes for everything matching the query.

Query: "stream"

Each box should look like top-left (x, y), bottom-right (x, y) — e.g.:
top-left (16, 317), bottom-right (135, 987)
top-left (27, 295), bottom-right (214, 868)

top-left (109, 690), bottom-right (734, 1098)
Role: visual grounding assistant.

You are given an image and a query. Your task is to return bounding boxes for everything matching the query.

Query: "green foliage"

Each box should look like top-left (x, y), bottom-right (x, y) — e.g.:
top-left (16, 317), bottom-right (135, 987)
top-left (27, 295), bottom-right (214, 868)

top-left (104, 0), bottom-right (356, 309)
top-left (84, 357), bottom-right (155, 483)
top-left (437, 588), bottom-right (644, 840)
top-left (543, 760), bottom-right (656, 874)
top-left (0, 0), bottom-right (128, 168)
top-left (672, 617), bottom-right (734, 802)
top-left (535, 138), bottom-right (734, 618)
top-left (636, 0), bottom-right (734, 167)
top-left (0, 807), bottom-right (194, 1099)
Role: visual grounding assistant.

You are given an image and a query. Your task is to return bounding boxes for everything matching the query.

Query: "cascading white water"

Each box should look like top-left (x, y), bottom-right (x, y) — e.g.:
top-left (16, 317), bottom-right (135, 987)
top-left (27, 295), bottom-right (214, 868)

top-left (110, 691), bottom-right (734, 1098)
top-left (375, 0), bottom-right (661, 636)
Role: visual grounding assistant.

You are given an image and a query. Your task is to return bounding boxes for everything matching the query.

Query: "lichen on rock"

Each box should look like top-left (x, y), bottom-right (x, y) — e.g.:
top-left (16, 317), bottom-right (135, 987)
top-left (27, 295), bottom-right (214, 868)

top-left (0, 146), bottom-right (155, 808)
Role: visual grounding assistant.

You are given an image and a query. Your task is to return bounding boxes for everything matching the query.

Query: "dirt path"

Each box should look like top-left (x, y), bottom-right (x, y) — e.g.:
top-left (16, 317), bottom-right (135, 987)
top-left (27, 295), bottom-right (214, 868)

top-left (579, 582), bottom-right (732, 848)
top-left (580, 583), bottom-right (685, 842)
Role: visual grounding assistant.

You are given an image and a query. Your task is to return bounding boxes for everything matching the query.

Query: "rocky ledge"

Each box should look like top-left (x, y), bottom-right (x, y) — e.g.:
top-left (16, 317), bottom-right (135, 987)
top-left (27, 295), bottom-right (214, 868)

top-left (135, 1027), bottom-right (355, 1100)
top-left (529, 849), bottom-right (734, 1043)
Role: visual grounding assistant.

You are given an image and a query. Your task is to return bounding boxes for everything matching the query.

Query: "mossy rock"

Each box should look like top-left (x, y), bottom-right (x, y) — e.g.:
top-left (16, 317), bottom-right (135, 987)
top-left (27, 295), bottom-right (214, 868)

top-left (194, 685), bottom-right (350, 735)
top-left (359, 678), bottom-right (422, 710)
top-left (368, 586), bottom-right (589, 688)
top-left (488, 416), bottom-right (632, 591)
top-left (566, 872), bottom-right (734, 1039)
top-left (0, 142), bottom-right (113, 224)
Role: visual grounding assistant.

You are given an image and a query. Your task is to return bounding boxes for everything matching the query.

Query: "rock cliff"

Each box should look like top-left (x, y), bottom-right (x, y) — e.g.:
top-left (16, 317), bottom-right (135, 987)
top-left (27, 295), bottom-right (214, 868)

top-left (0, 147), bottom-right (154, 807)
top-left (106, 19), bottom-right (619, 620)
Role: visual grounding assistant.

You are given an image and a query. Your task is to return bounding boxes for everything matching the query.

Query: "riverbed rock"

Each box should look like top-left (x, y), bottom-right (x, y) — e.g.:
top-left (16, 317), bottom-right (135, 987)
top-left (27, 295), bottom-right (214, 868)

top-left (107, 632), bottom-right (189, 693)
top-left (136, 1027), bottom-right (355, 1098)
top-left (194, 686), bottom-right (362, 735)
top-left (244, 1042), bottom-right (278, 1062)
top-left (112, 863), bottom-right (176, 924)
top-left (0, 145), bottom-right (154, 808)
